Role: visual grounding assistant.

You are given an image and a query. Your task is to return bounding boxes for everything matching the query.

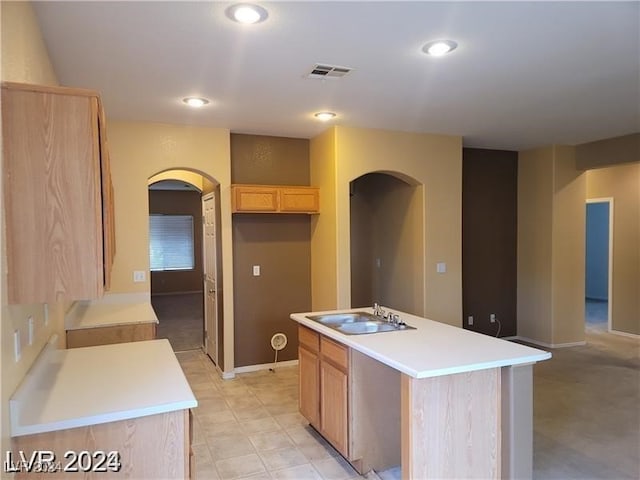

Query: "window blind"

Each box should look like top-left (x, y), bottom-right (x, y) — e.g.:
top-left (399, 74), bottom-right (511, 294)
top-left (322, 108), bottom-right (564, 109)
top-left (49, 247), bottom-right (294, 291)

top-left (149, 214), bottom-right (195, 271)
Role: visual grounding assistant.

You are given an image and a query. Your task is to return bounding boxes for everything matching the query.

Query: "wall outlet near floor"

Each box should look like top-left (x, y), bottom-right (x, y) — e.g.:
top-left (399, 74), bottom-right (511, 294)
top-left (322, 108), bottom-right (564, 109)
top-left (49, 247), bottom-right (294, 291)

top-left (133, 270), bottom-right (146, 282)
top-left (490, 313), bottom-right (496, 323)
top-left (467, 316), bottom-right (474, 326)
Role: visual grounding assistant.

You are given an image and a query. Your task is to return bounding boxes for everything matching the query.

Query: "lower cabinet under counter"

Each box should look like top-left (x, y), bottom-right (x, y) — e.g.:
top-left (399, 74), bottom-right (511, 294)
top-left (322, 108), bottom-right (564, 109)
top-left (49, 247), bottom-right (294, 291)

top-left (66, 322), bottom-right (156, 348)
top-left (297, 325), bottom-right (402, 474)
top-left (10, 409), bottom-right (192, 479)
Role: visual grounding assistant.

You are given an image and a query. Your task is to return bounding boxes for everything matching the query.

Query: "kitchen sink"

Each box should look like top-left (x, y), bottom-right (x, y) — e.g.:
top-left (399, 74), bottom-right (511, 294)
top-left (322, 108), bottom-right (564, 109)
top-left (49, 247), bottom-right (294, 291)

top-left (306, 311), bottom-right (415, 335)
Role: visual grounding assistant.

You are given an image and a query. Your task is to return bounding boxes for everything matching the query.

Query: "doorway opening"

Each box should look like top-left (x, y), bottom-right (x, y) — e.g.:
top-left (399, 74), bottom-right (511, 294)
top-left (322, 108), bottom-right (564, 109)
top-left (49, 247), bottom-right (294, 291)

top-left (148, 170), bottom-right (222, 367)
top-left (585, 198), bottom-right (613, 332)
top-left (349, 172), bottom-right (423, 315)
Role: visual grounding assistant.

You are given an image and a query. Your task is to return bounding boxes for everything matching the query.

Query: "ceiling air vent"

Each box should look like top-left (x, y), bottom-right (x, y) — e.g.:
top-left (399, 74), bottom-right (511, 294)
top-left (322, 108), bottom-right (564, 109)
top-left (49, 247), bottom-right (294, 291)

top-left (307, 64), bottom-right (353, 79)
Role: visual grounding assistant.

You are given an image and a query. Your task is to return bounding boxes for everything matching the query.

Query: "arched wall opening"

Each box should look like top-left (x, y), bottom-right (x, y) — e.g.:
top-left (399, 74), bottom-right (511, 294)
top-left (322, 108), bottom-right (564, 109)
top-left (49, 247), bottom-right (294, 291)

top-left (147, 168), bottom-right (224, 367)
top-left (349, 171), bottom-right (424, 315)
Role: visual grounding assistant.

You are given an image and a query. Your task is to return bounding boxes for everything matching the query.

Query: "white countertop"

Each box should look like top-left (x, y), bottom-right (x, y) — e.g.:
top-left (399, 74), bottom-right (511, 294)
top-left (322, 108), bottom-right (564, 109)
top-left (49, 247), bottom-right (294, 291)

top-left (65, 293), bottom-right (158, 331)
top-left (291, 308), bottom-right (551, 379)
top-left (10, 338), bottom-right (197, 437)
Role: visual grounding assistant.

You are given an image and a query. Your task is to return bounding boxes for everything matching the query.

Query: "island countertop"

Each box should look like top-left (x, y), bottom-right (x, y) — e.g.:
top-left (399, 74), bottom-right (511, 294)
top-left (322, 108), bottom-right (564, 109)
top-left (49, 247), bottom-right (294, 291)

top-left (291, 308), bottom-right (551, 378)
top-left (10, 338), bottom-right (196, 437)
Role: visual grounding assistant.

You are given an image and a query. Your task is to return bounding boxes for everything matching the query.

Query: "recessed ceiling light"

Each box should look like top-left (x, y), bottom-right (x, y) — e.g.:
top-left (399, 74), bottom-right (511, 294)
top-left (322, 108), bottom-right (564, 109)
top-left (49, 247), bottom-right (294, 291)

top-left (422, 40), bottom-right (458, 57)
top-left (314, 112), bottom-right (337, 121)
top-left (226, 4), bottom-right (268, 24)
top-left (183, 97), bottom-right (210, 108)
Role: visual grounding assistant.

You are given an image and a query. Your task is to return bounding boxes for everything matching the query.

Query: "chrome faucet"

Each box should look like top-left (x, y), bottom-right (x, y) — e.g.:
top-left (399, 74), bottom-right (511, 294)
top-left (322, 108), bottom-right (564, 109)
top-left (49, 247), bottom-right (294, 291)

top-left (373, 302), bottom-right (385, 318)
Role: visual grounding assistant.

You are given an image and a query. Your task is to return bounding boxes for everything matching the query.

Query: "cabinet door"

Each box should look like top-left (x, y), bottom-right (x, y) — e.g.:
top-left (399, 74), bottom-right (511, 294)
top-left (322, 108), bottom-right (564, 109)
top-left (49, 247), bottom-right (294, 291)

top-left (280, 187), bottom-right (319, 213)
top-left (320, 360), bottom-right (349, 457)
top-left (298, 346), bottom-right (320, 427)
top-left (232, 185), bottom-right (278, 212)
top-left (2, 87), bottom-right (103, 303)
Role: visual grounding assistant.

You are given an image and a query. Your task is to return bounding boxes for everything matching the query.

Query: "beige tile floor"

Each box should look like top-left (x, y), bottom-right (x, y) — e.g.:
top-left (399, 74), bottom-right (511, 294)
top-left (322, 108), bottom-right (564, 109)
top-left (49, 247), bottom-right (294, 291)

top-left (176, 351), bottom-right (368, 480)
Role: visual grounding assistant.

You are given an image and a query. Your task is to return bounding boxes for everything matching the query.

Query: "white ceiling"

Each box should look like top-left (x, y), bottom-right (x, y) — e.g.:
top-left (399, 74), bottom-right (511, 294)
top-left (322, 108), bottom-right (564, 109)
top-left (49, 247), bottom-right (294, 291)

top-left (34, 1), bottom-right (639, 151)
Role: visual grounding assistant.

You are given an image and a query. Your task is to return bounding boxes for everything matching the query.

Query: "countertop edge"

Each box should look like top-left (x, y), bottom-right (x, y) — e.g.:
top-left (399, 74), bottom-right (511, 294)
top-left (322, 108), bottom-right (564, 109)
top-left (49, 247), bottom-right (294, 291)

top-left (291, 310), bottom-right (551, 379)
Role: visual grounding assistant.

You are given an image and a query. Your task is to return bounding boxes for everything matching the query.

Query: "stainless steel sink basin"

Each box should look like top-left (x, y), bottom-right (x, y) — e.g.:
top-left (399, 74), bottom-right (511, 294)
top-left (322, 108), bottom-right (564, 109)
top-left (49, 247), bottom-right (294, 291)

top-left (305, 311), bottom-right (415, 335)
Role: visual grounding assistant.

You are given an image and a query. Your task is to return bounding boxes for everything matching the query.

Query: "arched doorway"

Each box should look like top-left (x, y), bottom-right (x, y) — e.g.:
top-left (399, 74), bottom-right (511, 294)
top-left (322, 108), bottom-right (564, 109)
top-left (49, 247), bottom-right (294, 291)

top-left (349, 171), bottom-right (424, 315)
top-left (147, 169), bottom-right (223, 368)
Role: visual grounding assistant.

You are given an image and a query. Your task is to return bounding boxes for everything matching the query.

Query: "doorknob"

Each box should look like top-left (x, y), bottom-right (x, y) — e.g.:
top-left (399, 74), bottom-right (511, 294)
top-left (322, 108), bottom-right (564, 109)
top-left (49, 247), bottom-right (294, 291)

top-left (208, 289), bottom-right (214, 293)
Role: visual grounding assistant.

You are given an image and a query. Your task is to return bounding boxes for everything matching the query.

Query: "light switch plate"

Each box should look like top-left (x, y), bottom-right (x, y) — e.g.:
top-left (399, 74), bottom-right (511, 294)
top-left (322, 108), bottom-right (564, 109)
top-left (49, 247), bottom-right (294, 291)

top-left (436, 262), bottom-right (446, 273)
top-left (253, 265), bottom-right (261, 276)
top-left (133, 270), bottom-right (146, 282)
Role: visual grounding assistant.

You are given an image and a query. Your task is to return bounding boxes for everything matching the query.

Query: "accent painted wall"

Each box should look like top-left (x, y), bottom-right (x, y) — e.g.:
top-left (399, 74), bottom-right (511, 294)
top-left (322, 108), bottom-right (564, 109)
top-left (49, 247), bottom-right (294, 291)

top-left (230, 134), bottom-right (311, 367)
top-left (517, 146), bottom-right (586, 346)
top-left (462, 148), bottom-right (518, 337)
top-left (586, 163), bottom-right (640, 335)
top-left (311, 126), bottom-right (462, 326)
top-left (106, 121), bottom-right (235, 372)
top-left (0, 0), bottom-right (65, 460)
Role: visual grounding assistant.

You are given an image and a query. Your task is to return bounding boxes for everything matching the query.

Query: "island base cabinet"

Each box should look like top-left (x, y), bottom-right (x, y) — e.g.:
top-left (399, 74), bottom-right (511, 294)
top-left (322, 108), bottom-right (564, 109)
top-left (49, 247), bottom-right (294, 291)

top-left (11, 410), bottom-right (191, 479)
top-left (401, 368), bottom-right (501, 480)
top-left (319, 360), bottom-right (348, 457)
top-left (298, 345), bottom-right (320, 427)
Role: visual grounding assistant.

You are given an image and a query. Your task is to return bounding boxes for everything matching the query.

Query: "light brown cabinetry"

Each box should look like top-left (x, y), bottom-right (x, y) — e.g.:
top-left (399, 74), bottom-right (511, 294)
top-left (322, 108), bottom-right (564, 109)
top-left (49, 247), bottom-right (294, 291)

top-left (1, 82), bottom-right (115, 304)
top-left (232, 184), bottom-right (319, 214)
top-left (12, 409), bottom-right (191, 479)
top-left (298, 326), bottom-right (350, 458)
top-left (66, 322), bottom-right (157, 349)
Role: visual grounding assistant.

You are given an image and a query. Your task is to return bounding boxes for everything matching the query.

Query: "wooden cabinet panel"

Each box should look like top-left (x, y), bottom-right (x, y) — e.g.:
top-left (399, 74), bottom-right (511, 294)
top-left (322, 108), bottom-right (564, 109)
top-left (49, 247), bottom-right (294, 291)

top-left (280, 187), bottom-right (319, 213)
top-left (298, 345), bottom-right (320, 427)
top-left (231, 184), bottom-right (319, 214)
top-left (232, 185), bottom-right (278, 212)
top-left (1, 82), bottom-right (115, 303)
top-left (66, 322), bottom-right (156, 349)
top-left (321, 336), bottom-right (349, 370)
top-left (299, 325), bottom-right (320, 352)
top-left (320, 360), bottom-right (349, 457)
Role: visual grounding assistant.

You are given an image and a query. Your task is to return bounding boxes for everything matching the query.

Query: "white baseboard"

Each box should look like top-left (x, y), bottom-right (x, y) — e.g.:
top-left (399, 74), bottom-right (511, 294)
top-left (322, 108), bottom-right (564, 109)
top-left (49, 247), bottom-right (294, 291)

top-left (609, 329), bottom-right (640, 339)
top-left (221, 369), bottom-right (236, 380)
top-left (234, 359), bottom-right (299, 374)
top-left (509, 336), bottom-right (586, 349)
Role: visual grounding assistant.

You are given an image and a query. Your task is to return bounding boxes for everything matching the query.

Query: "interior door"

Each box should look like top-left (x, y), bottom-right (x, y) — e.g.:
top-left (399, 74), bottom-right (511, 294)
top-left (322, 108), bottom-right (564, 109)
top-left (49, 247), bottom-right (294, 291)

top-left (202, 193), bottom-right (218, 364)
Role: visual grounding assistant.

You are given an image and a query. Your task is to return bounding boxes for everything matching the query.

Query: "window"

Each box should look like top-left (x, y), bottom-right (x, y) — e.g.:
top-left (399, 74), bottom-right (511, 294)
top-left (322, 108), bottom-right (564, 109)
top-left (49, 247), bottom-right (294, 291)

top-left (149, 215), bottom-right (195, 271)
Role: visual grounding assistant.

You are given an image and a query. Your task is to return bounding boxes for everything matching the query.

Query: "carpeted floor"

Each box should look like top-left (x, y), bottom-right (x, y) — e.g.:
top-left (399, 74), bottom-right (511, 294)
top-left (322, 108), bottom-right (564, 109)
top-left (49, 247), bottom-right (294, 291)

top-left (152, 293), bottom-right (204, 351)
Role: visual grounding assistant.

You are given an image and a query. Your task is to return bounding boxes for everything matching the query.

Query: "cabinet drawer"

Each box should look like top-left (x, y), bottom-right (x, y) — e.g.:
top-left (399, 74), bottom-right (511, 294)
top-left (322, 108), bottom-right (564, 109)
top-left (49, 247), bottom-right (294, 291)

top-left (321, 336), bottom-right (349, 370)
top-left (299, 325), bottom-right (320, 352)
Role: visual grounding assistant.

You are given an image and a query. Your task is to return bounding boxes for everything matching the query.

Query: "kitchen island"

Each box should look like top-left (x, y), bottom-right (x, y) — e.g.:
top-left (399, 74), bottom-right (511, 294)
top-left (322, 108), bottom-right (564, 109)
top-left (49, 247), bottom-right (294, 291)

top-left (291, 307), bottom-right (551, 479)
top-left (9, 338), bottom-right (196, 479)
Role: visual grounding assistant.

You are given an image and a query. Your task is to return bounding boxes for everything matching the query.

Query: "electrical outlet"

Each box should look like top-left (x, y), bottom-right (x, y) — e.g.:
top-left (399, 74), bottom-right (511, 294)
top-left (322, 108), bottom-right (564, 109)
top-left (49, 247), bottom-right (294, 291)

top-left (252, 265), bottom-right (260, 276)
top-left (436, 262), bottom-right (446, 273)
top-left (490, 313), bottom-right (496, 323)
top-left (467, 316), bottom-right (474, 326)
top-left (28, 317), bottom-right (34, 346)
top-left (133, 270), bottom-right (146, 282)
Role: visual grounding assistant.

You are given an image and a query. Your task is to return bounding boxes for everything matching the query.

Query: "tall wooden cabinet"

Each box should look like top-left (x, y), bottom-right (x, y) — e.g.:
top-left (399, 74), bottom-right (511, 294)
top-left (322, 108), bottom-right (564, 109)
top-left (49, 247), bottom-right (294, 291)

top-left (2, 82), bottom-right (115, 304)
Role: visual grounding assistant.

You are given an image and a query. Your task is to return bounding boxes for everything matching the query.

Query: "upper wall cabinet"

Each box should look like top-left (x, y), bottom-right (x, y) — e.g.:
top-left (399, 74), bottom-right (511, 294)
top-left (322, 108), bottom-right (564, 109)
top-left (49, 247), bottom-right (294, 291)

top-left (2, 82), bottom-right (115, 304)
top-left (231, 184), bottom-right (319, 214)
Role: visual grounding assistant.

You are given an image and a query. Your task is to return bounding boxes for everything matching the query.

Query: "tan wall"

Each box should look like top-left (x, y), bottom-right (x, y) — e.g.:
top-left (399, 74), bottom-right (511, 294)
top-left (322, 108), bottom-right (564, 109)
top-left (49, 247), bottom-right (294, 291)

top-left (518, 146), bottom-right (586, 345)
top-left (587, 163), bottom-right (640, 335)
top-left (551, 146), bottom-right (586, 343)
top-left (350, 173), bottom-right (423, 315)
top-left (0, 0), bottom-right (66, 460)
top-left (334, 127), bottom-right (462, 325)
top-left (106, 121), bottom-right (235, 372)
top-left (517, 148), bottom-right (554, 343)
top-left (310, 128), bottom-right (338, 311)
